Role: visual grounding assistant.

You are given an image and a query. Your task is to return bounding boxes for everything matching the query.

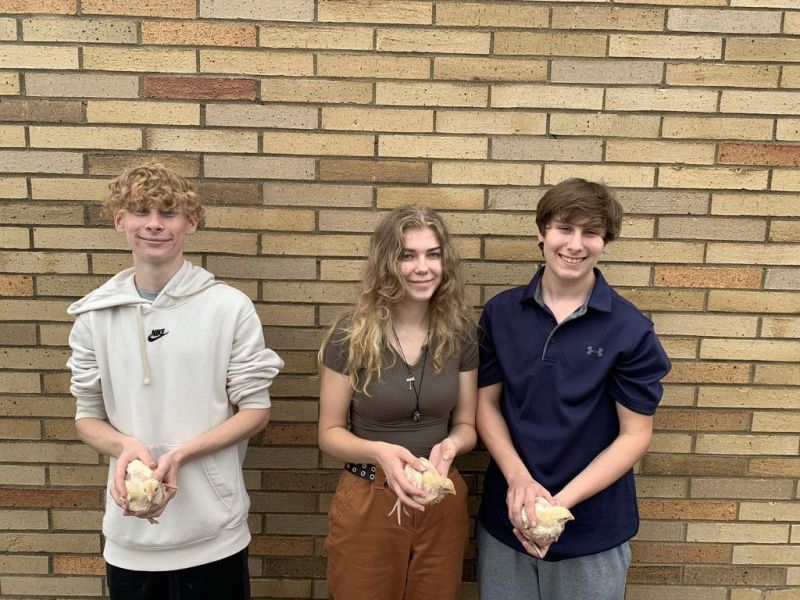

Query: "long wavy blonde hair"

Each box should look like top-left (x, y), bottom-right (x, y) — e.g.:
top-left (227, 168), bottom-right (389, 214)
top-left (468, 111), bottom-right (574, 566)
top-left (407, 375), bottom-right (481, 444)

top-left (319, 206), bottom-right (473, 394)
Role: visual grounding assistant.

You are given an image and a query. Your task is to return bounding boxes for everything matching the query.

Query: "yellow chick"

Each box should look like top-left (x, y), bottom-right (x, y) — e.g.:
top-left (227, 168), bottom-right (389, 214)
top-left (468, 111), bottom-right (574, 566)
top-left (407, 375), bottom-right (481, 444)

top-left (388, 457), bottom-right (456, 524)
top-left (520, 498), bottom-right (575, 542)
top-left (124, 459), bottom-right (166, 516)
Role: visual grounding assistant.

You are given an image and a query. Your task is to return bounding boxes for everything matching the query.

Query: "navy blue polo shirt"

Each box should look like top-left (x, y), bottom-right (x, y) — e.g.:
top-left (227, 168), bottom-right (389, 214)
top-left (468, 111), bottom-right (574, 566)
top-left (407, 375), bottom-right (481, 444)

top-left (478, 267), bottom-right (670, 561)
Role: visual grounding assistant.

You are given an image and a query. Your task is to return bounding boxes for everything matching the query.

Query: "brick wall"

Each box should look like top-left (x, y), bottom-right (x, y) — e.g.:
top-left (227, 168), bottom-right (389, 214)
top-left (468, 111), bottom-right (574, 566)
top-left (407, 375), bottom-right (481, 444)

top-left (0, 1), bottom-right (798, 598)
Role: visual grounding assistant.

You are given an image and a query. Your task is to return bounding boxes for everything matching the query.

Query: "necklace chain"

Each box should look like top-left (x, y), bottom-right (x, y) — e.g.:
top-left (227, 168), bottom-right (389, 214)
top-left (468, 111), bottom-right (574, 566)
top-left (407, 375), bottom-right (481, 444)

top-left (391, 321), bottom-right (429, 423)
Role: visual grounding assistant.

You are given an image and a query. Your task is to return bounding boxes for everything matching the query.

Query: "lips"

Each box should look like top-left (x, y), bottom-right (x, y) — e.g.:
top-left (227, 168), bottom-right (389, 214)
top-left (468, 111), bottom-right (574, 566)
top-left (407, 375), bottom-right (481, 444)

top-left (559, 254), bottom-right (586, 265)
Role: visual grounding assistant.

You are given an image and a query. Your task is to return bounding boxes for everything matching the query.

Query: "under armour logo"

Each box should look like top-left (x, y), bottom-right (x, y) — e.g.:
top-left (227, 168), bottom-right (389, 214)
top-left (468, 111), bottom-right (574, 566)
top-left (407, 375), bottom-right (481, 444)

top-left (586, 346), bottom-right (604, 357)
top-left (147, 329), bottom-right (168, 342)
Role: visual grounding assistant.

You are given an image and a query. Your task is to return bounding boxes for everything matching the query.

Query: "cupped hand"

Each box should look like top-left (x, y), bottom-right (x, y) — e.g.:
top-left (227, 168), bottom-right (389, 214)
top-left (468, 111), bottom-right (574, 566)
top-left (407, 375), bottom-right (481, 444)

top-left (428, 437), bottom-right (457, 477)
top-left (113, 440), bottom-right (156, 511)
top-left (505, 471), bottom-right (554, 534)
top-left (513, 527), bottom-right (553, 559)
top-left (374, 442), bottom-right (427, 511)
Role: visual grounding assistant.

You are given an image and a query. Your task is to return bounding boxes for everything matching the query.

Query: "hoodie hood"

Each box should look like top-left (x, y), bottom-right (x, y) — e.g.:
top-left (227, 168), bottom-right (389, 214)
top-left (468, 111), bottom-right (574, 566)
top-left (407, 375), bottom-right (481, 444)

top-left (68, 261), bottom-right (221, 386)
top-left (68, 260), bottom-right (219, 316)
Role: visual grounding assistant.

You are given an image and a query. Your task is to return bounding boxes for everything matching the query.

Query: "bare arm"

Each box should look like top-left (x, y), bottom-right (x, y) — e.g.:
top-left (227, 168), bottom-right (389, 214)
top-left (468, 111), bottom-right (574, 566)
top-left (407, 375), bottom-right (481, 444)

top-left (429, 368), bottom-right (477, 476)
top-left (555, 403), bottom-right (653, 510)
top-left (476, 383), bottom-right (554, 533)
top-left (318, 366), bottom-right (427, 510)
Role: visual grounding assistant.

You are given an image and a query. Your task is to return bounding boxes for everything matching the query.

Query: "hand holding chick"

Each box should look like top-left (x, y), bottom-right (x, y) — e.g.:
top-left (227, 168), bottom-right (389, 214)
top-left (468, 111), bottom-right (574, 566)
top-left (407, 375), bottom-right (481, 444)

top-left (388, 457), bottom-right (456, 524)
top-left (123, 459), bottom-right (167, 522)
top-left (520, 497), bottom-right (575, 543)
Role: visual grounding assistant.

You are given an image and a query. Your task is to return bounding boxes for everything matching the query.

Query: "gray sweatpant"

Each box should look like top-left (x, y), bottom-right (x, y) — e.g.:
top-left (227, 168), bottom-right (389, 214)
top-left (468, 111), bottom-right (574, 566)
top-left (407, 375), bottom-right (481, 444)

top-left (477, 523), bottom-right (631, 600)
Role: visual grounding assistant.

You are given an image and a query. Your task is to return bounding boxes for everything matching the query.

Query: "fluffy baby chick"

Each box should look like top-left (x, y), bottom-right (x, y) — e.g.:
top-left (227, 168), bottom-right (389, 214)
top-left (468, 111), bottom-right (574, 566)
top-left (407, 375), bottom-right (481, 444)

top-left (520, 497), bottom-right (575, 543)
top-left (124, 459), bottom-right (166, 518)
top-left (388, 457), bottom-right (456, 524)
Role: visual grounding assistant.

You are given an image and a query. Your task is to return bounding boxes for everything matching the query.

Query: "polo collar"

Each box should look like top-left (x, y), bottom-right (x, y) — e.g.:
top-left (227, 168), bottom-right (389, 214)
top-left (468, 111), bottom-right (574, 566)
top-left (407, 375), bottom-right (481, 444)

top-left (521, 267), bottom-right (613, 314)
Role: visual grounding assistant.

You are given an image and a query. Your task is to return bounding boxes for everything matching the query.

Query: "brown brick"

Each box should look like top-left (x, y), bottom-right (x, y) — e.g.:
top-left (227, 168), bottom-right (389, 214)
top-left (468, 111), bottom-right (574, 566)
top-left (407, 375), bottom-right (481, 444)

top-left (264, 182), bottom-right (372, 208)
top-left (640, 499), bottom-right (737, 521)
top-left (317, 1), bottom-right (432, 25)
top-left (0, 98), bottom-right (82, 123)
top-left (655, 409), bottom-right (750, 431)
top-left (494, 84), bottom-right (603, 110)
top-left (691, 477), bottom-right (795, 500)
top-left (552, 59), bottom-right (663, 85)
top-left (709, 290), bottom-right (800, 313)
top-left (766, 267), bottom-right (800, 290)
top-left (495, 32), bottom-right (607, 57)
top-left (250, 536), bottom-right (315, 556)
top-left (721, 143), bottom-right (800, 167)
top-left (721, 90), bottom-right (800, 115)
top-left (550, 113), bottom-right (660, 138)
top-left (684, 566), bottom-right (785, 586)
top-left (662, 116), bottom-right (773, 141)
top-left (610, 34), bottom-right (721, 59)
top-left (377, 27), bottom-right (489, 54)
top-left (434, 162), bottom-right (539, 186)
top-left (380, 134), bottom-right (485, 159)
top-left (555, 6), bottom-right (664, 30)
top-left (439, 110), bottom-right (545, 135)
top-left (0, 252), bottom-right (86, 274)
top-left (0, 45), bottom-right (78, 69)
top-left (748, 458), bottom-right (800, 478)
top-left (642, 454), bottom-right (748, 477)
top-left (200, 49), bottom-right (313, 77)
top-left (200, 0), bottom-right (313, 21)
top-left (88, 152), bottom-right (199, 177)
top-left (82, 0), bottom-right (195, 17)
top-left (0, 324), bottom-right (36, 344)
top-left (204, 156), bottom-right (314, 180)
top-left (0, 0), bottom-right (75, 13)
top-left (654, 266), bottom-right (762, 289)
top-left (0, 488), bottom-right (99, 509)
top-left (632, 542), bottom-right (732, 565)
top-left (144, 76), bottom-right (256, 101)
top-left (762, 316), bottom-right (800, 338)
top-left (664, 361), bottom-right (750, 384)
top-left (0, 275), bottom-right (32, 296)
top-left (377, 81), bottom-right (487, 107)
top-left (53, 555), bottom-right (105, 575)
top-left (266, 131), bottom-right (374, 157)
top-left (320, 159), bottom-right (428, 183)
top-left (666, 63), bottom-right (779, 88)
top-left (434, 56), bottom-right (546, 82)
top-left (494, 137), bottom-right (601, 162)
top-left (770, 221), bottom-right (800, 242)
top-left (147, 128), bottom-right (257, 154)
top-left (206, 104), bottom-right (316, 129)
top-left (317, 53), bottom-right (429, 79)
top-left (142, 22), bottom-right (255, 47)
top-left (378, 186), bottom-right (483, 210)
top-left (22, 17), bottom-right (136, 43)
top-left (628, 565), bottom-right (682, 585)
top-left (607, 140), bottom-right (715, 165)
top-left (261, 234), bottom-right (368, 257)
top-left (726, 37), bottom-right (800, 62)
top-left (262, 78), bottom-right (372, 104)
top-left (260, 24), bottom-right (372, 50)
top-left (712, 193), bottom-right (800, 217)
top-left (206, 256), bottom-right (314, 279)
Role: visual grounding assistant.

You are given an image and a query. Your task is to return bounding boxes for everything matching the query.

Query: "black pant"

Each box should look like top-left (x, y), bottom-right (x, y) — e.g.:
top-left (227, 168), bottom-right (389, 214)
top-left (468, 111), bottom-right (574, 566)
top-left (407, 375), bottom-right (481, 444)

top-left (107, 547), bottom-right (250, 600)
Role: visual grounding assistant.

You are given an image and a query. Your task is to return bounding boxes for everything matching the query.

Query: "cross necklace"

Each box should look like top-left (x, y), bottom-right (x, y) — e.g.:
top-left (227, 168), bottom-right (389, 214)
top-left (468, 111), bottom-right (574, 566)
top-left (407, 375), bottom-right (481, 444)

top-left (391, 321), bottom-right (429, 423)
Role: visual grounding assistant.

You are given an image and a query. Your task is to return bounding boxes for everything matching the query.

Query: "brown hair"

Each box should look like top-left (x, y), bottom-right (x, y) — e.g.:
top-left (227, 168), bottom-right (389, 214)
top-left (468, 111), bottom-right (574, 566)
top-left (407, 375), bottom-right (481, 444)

top-left (319, 206), bottom-right (473, 394)
top-left (104, 163), bottom-right (205, 223)
top-left (536, 178), bottom-right (623, 243)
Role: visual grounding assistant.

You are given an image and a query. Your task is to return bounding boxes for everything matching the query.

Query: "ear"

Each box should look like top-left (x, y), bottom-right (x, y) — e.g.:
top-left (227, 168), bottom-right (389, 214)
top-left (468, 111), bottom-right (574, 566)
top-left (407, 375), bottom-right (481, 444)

top-left (113, 212), bottom-right (125, 232)
top-left (537, 229), bottom-right (545, 243)
top-left (185, 215), bottom-right (198, 234)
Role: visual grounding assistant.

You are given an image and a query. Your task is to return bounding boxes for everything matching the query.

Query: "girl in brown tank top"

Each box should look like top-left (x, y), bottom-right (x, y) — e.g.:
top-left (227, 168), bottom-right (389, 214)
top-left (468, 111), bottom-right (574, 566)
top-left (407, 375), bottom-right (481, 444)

top-left (319, 206), bottom-right (478, 600)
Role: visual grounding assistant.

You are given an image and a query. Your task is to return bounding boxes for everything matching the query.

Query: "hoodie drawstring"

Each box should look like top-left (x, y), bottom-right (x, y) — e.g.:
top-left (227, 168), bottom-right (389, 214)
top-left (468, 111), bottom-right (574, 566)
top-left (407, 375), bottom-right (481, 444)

top-left (135, 304), bottom-right (151, 385)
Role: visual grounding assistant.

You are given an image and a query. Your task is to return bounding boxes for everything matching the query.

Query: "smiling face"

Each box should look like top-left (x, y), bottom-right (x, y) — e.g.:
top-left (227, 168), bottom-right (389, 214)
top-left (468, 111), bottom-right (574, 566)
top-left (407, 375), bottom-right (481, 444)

top-left (114, 203), bottom-right (197, 271)
top-left (399, 227), bottom-right (443, 306)
top-left (538, 217), bottom-right (606, 288)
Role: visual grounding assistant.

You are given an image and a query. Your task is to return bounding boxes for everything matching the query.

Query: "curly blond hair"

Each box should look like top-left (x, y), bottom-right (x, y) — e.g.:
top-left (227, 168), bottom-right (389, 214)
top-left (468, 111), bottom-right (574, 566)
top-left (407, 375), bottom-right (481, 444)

top-left (104, 163), bottom-right (205, 223)
top-left (319, 206), bottom-right (474, 395)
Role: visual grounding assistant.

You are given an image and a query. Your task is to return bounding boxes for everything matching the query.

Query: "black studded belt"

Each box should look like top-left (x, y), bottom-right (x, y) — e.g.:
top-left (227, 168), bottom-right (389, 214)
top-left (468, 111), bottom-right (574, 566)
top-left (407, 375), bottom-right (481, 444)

top-left (344, 462), bottom-right (377, 482)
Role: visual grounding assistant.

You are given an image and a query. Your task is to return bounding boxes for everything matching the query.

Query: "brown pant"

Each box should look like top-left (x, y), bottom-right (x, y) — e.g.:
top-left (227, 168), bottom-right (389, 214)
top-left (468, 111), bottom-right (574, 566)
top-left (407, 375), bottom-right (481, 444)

top-left (325, 466), bottom-right (469, 600)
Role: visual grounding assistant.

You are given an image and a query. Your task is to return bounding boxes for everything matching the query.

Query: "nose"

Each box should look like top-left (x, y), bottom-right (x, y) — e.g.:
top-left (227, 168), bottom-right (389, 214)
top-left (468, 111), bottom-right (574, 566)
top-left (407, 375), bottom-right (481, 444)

top-left (413, 255), bottom-right (429, 273)
top-left (566, 230), bottom-right (583, 251)
top-left (145, 210), bottom-right (163, 231)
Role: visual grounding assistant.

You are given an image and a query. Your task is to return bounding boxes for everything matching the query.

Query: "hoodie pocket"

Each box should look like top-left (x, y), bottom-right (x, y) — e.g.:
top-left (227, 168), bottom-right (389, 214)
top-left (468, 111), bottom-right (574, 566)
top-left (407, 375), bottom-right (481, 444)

top-left (103, 444), bottom-right (241, 549)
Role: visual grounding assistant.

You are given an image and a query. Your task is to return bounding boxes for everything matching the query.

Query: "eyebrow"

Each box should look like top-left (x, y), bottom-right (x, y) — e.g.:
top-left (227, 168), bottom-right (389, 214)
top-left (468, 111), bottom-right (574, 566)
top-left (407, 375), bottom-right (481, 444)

top-left (403, 246), bottom-right (442, 252)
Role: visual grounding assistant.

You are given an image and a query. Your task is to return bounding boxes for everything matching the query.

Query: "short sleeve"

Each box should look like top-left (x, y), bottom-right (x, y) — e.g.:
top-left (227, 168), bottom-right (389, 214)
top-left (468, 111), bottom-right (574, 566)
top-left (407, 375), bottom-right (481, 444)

top-left (459, 325), bottom-right (479, 371)
top-left (322, 320), bottom-right (350, 375)
top-left (607, 327), bottom-right (671, 416)
top-left (477, 301), bottom-right (504, 388)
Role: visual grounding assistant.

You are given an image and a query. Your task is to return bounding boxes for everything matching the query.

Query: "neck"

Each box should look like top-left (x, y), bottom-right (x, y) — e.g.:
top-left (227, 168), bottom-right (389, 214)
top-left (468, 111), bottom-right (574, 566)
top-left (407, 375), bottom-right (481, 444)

top-left (392, 300), bottom-right (430, 330)
top-left (540, 268), bottom-right (595, 304)
top-left (133, 258), bottom-right (184, 293)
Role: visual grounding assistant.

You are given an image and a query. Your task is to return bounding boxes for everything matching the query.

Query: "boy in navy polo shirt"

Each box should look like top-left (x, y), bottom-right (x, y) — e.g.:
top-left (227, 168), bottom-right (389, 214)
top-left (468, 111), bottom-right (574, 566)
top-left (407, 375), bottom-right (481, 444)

top-left (476, 178), bottom-right (670, 600)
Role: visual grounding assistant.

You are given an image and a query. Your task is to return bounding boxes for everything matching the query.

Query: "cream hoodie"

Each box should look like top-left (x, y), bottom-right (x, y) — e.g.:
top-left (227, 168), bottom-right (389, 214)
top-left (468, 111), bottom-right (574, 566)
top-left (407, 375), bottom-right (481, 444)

top-left (67, 260), bottom-right (283, 571)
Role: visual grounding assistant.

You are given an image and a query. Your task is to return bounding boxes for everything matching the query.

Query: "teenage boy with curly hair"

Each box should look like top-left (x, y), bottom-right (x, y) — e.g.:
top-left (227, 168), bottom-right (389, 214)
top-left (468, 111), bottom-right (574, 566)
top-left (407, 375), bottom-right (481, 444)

top-left (67, 163), bottom-right (283, 599)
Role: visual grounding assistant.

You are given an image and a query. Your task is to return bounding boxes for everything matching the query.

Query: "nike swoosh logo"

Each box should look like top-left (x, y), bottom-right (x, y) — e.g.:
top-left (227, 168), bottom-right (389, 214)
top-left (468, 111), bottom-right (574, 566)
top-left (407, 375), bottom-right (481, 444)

top-left (147, 331), bottom-right (168, 342)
